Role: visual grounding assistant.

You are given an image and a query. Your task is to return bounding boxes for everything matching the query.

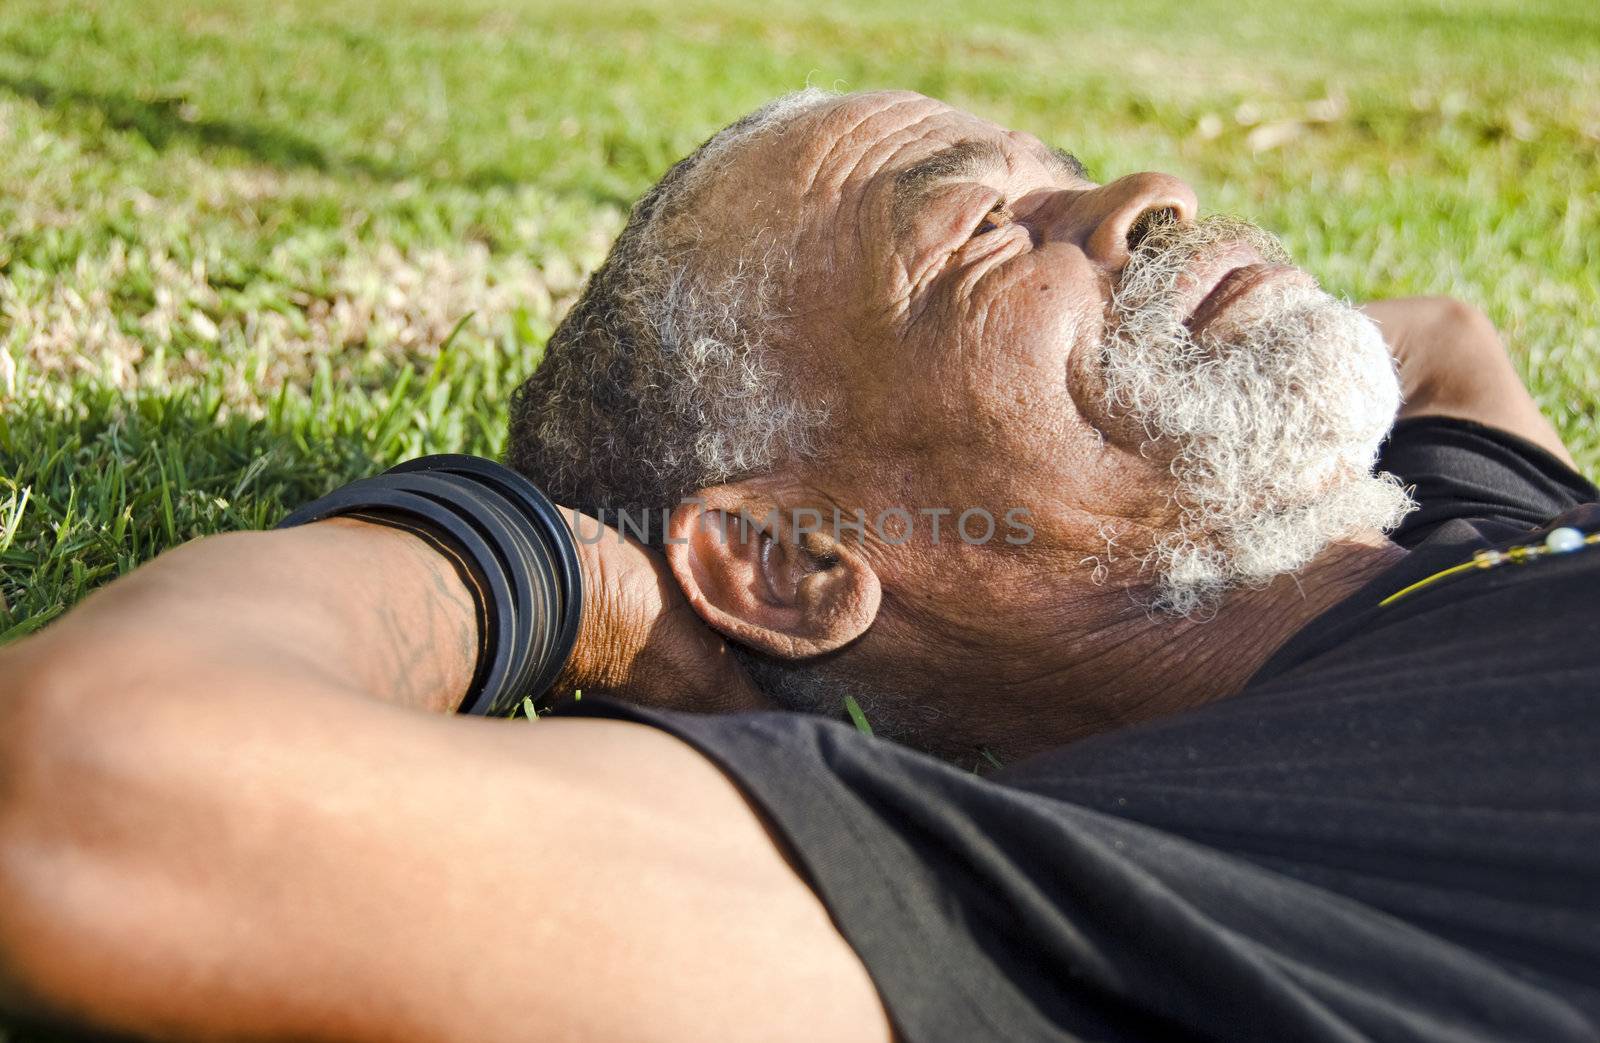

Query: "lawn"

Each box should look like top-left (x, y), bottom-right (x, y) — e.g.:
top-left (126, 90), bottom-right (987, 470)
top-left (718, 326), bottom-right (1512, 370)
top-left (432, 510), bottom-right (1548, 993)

top-left (0, 0), bottom-right (1596, 1031)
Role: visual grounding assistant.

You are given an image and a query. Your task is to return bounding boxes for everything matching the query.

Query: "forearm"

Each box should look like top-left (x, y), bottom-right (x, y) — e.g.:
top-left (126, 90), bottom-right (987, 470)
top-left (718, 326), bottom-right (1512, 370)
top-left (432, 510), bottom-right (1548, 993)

top-left (4, 518), bottom-right (478, 718)
top-left (0, 519), bottom-right (477, 1030)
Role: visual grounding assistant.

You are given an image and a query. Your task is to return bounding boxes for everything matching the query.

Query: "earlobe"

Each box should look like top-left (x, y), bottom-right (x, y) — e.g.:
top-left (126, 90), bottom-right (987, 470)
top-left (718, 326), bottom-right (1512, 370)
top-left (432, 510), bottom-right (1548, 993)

top-left (666, 486), bottom-right (882, 659)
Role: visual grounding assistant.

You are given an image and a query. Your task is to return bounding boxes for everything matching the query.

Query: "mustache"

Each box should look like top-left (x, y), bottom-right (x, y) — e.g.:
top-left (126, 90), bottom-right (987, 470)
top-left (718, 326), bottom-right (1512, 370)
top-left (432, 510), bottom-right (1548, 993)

top-left (1112, 213), bottom-right (1293, 322)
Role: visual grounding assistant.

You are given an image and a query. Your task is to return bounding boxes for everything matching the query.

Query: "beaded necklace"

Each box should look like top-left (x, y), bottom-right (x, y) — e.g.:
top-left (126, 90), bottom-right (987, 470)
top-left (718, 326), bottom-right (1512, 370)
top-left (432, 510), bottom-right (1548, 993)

top-left (1379, 525), bottom-right (1597, 608)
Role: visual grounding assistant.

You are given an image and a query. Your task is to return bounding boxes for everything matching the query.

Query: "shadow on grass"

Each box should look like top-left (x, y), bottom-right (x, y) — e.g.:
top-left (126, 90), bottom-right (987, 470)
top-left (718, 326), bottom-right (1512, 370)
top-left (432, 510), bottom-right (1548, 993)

top-left (0, 74), bottom-right (527, 191)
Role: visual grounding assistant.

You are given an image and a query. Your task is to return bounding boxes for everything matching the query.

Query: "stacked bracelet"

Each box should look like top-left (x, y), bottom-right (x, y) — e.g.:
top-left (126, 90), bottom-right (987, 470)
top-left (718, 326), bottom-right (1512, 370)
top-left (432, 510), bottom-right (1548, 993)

top-left (276, 454), bottom-right (584, 716)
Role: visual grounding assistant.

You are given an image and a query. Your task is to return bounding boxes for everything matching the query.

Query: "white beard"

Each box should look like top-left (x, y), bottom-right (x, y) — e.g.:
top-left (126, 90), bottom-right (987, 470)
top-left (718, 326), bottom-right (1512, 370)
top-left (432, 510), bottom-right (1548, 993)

top-left (1101, 216), bottom-right (1414, 615)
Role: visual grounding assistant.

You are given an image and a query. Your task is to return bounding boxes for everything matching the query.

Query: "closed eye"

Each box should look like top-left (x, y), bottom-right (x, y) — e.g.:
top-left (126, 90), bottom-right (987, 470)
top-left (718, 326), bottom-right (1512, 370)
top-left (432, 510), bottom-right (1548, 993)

top-left (973, 201), bottom-right (1013, 237)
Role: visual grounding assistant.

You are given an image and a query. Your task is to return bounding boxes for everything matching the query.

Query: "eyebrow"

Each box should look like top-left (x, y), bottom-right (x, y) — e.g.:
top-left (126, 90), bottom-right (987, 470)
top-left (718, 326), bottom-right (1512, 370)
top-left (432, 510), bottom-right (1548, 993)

top-left (890, 139), bottom-right (1007, 240)
top-left (889, 139), bottom-right (1089, 240)
top-left (1046, 145), bottom-right (1089, 180)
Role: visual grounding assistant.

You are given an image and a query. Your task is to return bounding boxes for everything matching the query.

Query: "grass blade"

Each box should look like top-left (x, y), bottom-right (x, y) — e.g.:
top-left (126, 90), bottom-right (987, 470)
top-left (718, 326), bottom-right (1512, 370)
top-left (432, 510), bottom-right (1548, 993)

top-left (843, 695), bottom-right (874, 736)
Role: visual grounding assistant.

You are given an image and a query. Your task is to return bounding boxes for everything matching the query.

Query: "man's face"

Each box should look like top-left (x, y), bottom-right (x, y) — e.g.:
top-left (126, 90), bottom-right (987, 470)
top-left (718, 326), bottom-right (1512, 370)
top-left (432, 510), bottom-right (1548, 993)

top-left (770, 92), bottom-right (1190, 544)
top-left (688, 91), bottom-right (1401, 748)
top-left (738, 92), bottom-right (1358, 554)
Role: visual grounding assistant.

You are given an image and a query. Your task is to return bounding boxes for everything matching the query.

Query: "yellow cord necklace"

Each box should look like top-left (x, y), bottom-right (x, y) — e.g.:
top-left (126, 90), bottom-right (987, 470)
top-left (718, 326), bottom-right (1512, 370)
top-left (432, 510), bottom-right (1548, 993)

top-left (1379, 525), bottom-right (1597, 608)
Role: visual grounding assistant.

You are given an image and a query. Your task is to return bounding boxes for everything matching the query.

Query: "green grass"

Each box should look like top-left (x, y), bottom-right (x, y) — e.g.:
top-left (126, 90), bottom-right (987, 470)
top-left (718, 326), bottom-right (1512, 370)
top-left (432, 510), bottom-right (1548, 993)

top-left (0, 0), bottom-right (1596, 1032)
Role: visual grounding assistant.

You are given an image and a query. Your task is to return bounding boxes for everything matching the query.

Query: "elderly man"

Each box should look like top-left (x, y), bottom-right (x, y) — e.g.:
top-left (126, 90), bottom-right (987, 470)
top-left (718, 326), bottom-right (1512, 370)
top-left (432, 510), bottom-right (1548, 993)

top-left (0, 90), bottom-right (1595, 1041)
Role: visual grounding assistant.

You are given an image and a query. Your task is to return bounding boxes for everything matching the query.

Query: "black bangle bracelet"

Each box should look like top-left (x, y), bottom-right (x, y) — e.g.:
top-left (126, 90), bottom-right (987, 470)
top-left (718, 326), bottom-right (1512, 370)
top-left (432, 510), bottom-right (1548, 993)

top-left (276, 456), bottom-right (584, 716)
top-left (388, 455), bottom-right (584, 707)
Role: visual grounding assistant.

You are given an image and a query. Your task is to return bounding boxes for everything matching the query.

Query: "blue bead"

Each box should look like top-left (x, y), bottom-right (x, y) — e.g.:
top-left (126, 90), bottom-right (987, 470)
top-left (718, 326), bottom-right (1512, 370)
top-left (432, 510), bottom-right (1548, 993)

top-left (1544, 526), bottom-right (1586, 554)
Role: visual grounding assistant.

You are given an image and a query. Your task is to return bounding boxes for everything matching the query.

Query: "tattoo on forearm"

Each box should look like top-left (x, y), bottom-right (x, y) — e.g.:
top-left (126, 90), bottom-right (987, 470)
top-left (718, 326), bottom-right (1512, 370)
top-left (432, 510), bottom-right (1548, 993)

top-left (358, 531), bottom-right (480, 713)
top-left (402, 561), bottom-right (473, 710)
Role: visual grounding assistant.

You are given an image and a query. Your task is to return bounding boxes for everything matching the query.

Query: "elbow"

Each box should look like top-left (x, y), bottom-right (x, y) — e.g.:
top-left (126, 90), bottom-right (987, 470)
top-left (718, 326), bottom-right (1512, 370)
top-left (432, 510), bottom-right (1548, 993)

top-left (0, 645), bottom-right (79, 1015)
top-left (0, 640), bottom-right (156, 1020)
top-left (1389, 296), bottom-right (1518, 418)
top-left (0, 641), bottom-right (79, 834)
top-left (0, 630), bottom-right (172, 869)
top-left (0, 636), bottom-right (98, 848)
top-left (1420, 295), bottom-right (1504, 356)
top-left (0, 636), bottom-right (123, 812)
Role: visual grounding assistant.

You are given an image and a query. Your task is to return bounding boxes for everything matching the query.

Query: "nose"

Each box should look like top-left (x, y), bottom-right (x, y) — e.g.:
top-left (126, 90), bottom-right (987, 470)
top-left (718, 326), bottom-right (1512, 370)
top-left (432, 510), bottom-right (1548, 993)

top-left (1073, 173), bottom-right (1198, 270)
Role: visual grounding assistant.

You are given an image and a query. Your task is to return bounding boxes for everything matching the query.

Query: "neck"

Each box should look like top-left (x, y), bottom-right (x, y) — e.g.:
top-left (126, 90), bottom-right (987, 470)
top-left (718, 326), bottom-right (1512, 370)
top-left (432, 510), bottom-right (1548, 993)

top-left (983, 533), bottom-right (1407, 762)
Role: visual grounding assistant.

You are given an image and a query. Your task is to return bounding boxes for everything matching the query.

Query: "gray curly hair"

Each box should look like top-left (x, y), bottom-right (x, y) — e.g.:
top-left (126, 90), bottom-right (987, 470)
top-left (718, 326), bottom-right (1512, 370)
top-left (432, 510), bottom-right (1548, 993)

top-left (508, 88), bottom-right (935, 742)
top-left (507, 89), bottom-right (835, 528)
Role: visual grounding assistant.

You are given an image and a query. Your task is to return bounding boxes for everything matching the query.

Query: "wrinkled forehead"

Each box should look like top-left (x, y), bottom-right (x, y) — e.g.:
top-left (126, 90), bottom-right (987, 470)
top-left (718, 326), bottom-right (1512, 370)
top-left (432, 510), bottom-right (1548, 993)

top-left (700, 92), bottom-right (1008, 244)
top-left (783, 91), bottom-right (1002, 195)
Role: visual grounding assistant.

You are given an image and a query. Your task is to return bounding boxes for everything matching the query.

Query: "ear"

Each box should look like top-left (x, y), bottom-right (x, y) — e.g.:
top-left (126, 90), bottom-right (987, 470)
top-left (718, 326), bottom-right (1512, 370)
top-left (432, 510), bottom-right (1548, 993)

top-left (665, 483), bottom-right (882, 659)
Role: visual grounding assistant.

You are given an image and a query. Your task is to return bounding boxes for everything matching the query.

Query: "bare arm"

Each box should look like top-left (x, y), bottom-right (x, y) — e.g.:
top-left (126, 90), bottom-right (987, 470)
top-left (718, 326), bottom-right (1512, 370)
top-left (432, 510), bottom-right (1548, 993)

top-left (0, 520), bottom-right (886, 1041)
top-left (1362, 295), bottom-right (1575, 468)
